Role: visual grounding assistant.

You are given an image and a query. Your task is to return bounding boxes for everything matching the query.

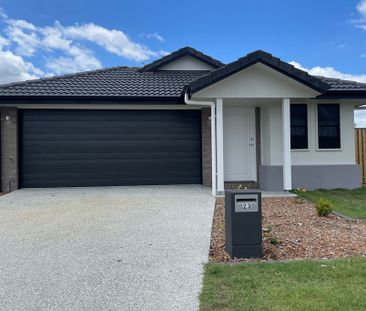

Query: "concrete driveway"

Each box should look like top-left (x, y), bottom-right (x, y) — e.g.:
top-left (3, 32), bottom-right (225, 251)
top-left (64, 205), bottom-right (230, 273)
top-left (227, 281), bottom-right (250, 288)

top-left (0, 185), bottom-right (215, 311)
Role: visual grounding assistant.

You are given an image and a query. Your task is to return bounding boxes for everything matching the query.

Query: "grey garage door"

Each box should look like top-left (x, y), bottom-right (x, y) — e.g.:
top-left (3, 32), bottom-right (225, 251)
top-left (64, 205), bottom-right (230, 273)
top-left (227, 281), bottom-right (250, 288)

top-left (20, 110), bottom-right (202, 188)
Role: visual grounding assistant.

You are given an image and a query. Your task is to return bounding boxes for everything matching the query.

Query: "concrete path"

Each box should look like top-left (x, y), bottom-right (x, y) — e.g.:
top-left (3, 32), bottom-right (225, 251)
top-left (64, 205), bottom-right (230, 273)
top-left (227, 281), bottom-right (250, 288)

top-left (0, 185), bottom-right (215, 311)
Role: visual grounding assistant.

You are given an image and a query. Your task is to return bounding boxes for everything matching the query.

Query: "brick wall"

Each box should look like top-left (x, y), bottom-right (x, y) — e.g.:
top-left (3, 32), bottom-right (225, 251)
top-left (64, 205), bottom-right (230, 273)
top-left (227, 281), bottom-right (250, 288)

top-left (1, 108), bottom-right (18, 192)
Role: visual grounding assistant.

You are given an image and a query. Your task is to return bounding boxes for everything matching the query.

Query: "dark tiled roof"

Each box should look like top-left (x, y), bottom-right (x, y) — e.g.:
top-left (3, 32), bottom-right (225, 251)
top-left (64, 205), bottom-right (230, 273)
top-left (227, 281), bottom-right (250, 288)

top-left (139, 46), bottom-right (224, 72)
top-left (0, 67), bottom-right (208, 98)
top-left (0, 47), bottom-right (366, 100)
top-left (187, 50), bottom-right (330, 95)
top-left (318, 77), bottom-right (366, 91)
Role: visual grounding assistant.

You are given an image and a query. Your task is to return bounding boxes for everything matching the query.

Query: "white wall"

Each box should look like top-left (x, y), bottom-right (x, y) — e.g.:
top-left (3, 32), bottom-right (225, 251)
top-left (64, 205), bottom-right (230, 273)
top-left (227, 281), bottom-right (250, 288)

top-left (260, 101), bottom-right (282, 165)
top-left (188, 61), bottom-right (356, 167)
top-left (260, 100), bottom-right (356, 166)
top-left (193, 63), bottom-right (320, 99)
top-left (260, 105), bottom-right (271, 165)
top-left (159, 55), bottom-right (215, 71)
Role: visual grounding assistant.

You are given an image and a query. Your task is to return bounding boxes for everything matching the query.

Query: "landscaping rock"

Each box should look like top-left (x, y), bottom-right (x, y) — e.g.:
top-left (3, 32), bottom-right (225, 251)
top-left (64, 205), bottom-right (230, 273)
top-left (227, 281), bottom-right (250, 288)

top-left (210, 198), bottom-right (366, 262)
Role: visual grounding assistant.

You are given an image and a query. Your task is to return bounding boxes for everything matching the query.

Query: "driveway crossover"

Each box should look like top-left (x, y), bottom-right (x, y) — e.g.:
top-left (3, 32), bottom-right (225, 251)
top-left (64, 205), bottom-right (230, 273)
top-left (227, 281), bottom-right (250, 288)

top-left (0, 185), bottom-right (215, 311)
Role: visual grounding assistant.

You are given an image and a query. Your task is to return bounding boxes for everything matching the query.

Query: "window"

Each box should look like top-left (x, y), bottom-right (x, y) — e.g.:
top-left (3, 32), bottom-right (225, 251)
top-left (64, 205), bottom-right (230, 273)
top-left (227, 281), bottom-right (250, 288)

top-left (290, 104), bottom-right (308, 149)
top-left (317, 104), bottom-right (340, 149)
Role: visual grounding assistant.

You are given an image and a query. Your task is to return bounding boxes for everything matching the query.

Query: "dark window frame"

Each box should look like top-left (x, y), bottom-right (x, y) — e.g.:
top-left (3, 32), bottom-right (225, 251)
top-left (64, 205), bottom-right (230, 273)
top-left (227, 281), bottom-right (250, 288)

top-left (290, 103), bottom-right (308, 150)
top-left (317, 103), bottom-right (341, 149)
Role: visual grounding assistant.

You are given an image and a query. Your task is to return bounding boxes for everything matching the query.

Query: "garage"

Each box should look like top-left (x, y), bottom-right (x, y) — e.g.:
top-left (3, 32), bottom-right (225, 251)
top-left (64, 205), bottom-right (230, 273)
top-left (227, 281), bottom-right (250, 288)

top-left (20, 110), bottom-right (202, 188)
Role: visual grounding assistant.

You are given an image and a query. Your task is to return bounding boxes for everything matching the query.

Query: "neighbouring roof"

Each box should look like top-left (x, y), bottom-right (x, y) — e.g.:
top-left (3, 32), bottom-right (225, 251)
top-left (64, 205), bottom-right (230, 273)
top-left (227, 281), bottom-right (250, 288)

top-left (0, 47), bottom-right (366, 101)
top-left (318, 77), bottom-right (366, 91)
top-left (138, 46), bottom-right (224, 72)
top-left (315, 77), bottom-right (366, 99)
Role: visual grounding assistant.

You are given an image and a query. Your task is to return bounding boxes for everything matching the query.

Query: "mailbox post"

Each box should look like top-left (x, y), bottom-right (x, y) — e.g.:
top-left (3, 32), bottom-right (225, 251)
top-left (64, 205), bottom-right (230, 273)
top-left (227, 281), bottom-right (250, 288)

top-left (225, 190), bottom-right (262, 258)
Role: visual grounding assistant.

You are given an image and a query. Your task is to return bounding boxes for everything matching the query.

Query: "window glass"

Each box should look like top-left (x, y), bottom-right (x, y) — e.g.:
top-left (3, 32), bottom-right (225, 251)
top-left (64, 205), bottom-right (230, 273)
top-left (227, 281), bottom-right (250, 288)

top-left (290, 104), bottom-right (308, 149)
top-left (318, 104), bottom-right (340, 149)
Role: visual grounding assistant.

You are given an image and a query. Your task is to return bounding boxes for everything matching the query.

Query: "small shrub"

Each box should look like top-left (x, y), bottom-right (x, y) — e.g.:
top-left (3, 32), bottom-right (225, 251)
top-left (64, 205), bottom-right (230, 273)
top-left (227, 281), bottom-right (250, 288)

top-left (269, 237), bottom-right (281, 245)
top-left (262, 226), bottom-right (272, 238)
top-left (315, 198), bottom-right (333, 217)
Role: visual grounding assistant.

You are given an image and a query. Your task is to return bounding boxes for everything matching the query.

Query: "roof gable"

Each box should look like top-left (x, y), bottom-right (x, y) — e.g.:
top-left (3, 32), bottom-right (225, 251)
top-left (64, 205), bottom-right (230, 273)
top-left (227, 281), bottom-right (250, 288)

top-left (193, 62), bottom-right (321, 99)
top-left (187, 50), bottom-right (330, 96)
top-left (139, 47), bottom-right (224, 72)
top-left (158, 55), bottom-right (216, 71)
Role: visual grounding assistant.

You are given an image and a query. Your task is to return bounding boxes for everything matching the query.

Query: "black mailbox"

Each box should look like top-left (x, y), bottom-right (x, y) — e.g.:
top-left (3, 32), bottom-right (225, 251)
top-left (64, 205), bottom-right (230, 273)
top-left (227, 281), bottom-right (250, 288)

top-left (225, 190), bottom-right (262, 258)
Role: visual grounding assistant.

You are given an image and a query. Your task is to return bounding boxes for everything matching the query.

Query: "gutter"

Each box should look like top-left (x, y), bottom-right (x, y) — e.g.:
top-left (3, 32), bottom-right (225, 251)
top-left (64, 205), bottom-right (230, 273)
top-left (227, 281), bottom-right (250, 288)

top-left (184, 92), bottom-right (217, 196)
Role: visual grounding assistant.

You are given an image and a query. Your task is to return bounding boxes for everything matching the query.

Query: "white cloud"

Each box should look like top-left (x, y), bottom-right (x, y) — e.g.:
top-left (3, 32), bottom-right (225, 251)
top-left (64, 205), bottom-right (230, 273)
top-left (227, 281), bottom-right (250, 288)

top-left (0, 8), bottom-right (166, 80)
top-left (8, 19), bottom-right (37, 31)
top-left (352, 0), bottom-right (366, 29)
top-left (146, 32), bottom-right (165, 42)
top-left (358, 0), bottom-right (366, 18)
top-left (5, 18), bottom-right (164, 62)
top-left (290, 61), bottom-right (366, 83)
top-left (3, 19), bottom-right (101, 74)
top-left (348, 1), bottom-right (366, 127)
top-left (46, 45), bottom-right (101, 75)
top-left (336, 43), bottom-right (347, 49)
top-left (39, 23), bottom-right (102, 74)
top-left (0, 35), bottom-right (9, 50)
top-left (0, 50), bottom-right (44, 84)
top-left (62, 23), bottom-right (162, 61)
top-left (355, 110), bottom-right (366, 127)
top-left (158, 49), bottom-right (170, 56)
top-left (0, 8), bottom-right (7, 19)
top-left (6, 19), bottom-right (40, 56)
top-left (40, 23), bottom-right (71, 51)
top-left (290, 60), bottom-right (366, 127)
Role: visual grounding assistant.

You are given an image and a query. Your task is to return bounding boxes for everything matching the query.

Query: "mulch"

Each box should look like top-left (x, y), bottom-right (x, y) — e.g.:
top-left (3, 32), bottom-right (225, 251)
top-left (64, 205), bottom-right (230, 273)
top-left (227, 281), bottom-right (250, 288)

top-left (210, 197), bottom-right (366, 262)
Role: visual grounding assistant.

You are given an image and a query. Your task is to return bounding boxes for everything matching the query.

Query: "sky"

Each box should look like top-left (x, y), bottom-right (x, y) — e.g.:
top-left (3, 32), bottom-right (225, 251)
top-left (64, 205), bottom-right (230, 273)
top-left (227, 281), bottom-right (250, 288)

top-left (0, 0), bottom-right (366, 124)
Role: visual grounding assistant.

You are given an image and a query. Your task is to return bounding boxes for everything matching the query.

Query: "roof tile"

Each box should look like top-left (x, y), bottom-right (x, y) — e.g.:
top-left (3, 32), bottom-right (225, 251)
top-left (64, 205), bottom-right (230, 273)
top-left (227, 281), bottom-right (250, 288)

top-left (318, 77), bottom-right (366, 91)
top-left (0, 68), bottom-right (208, 98)
top-left (0, 51), bottom-right (365, 99)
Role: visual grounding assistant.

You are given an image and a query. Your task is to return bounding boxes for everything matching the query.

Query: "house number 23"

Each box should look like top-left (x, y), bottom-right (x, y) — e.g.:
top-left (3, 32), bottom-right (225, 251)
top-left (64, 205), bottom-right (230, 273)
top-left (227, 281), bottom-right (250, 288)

top-left (241, 202), bottom-right (251, 209)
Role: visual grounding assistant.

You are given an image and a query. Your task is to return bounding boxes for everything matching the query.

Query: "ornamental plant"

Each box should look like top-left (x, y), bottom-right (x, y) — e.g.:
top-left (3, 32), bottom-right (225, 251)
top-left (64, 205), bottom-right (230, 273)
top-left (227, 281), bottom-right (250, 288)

top-left (315, 198), bottom-right (333, 217)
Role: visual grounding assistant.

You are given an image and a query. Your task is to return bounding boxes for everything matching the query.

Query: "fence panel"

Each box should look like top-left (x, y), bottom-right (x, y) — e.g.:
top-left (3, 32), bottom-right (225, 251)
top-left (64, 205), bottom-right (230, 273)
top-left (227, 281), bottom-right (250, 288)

top-left (355, 128), bottom-right (366, 184)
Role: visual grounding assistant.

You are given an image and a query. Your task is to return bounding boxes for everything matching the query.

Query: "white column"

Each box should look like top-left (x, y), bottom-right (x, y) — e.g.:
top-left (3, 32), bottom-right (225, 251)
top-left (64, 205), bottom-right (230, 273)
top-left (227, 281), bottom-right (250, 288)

top-left (282, 98), bottom-right (292, 190)
top-left (216, 98), bottom-right (225, 193)
top-left (210, 104), bottom-right (217, 196)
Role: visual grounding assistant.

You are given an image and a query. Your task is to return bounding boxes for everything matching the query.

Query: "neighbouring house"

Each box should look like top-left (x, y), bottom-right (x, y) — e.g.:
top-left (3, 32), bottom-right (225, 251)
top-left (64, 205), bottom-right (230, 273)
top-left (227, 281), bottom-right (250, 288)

top-left (0, 47), bottom-right (364, 195)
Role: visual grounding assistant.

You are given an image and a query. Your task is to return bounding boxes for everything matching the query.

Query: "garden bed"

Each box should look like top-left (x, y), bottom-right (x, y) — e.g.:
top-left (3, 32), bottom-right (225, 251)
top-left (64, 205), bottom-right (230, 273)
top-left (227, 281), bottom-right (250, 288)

top-left (294, 188), bottom-right (366, 219)
top-left (210, 197), bottom-right (366, 262)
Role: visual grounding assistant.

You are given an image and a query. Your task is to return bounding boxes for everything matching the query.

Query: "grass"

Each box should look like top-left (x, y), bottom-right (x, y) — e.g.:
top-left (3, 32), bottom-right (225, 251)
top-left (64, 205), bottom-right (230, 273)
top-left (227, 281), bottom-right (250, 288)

top-left (200, 257), bottom-right (366, 311)
top-left (294, 188), bottom-right (366, 219)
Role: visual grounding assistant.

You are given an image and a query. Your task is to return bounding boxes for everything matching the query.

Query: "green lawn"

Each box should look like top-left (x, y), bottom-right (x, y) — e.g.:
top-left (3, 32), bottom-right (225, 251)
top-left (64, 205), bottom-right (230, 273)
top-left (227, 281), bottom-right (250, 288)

top-left (200, 257), bottom-right (366, 311)
top-left (294, 188), bottom-right (366, 219)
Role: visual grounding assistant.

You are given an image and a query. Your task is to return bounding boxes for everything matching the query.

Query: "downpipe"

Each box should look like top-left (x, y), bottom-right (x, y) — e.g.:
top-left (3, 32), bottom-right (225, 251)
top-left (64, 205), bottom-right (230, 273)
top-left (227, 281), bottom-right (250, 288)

top-left (184, 92), bottom-right (217, 196)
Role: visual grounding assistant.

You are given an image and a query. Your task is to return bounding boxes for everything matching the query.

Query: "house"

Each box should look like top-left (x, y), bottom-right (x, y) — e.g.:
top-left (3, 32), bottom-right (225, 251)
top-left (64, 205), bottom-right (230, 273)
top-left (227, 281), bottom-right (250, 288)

top-left (0, 47), bottom-right (364, 195)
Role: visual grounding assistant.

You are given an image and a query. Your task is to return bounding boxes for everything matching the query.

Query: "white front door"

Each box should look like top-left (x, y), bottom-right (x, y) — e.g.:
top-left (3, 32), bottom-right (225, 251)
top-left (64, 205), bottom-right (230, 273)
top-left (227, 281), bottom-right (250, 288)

top-left (223, 106), bottom-right (256, 181)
